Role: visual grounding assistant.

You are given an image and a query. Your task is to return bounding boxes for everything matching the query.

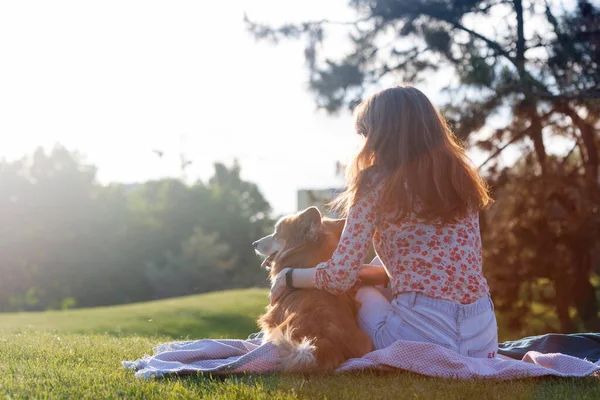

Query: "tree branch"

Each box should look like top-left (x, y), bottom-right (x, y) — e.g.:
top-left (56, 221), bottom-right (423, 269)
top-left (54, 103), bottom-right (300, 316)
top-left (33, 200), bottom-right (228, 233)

top-left (478, 109), bottom-right (555, 169)
top-left (531, 113), bottom-right (547, 174)
top-left (478, 126), bottom-right (531, 169)
top-left (514, 0), bottom-right (527, 78)
top-left (557, 105), bottom-right (599, 186)
top-left (428, 13), bottom-right (553, 97)
top-left (445, 19), bottom-right (514, 62)
top-left (371, 46), bottom-right (427, 82)
top-left (535, 90), bottom-right (600, 100)
top-left (310, 17), bottom-right (371, 26)
top-left (475, 0), bottom-right (511, 15)
top-left (560, 142), bottom-right (579, 168)
top-left (244, 13), bottom-right (371, 40)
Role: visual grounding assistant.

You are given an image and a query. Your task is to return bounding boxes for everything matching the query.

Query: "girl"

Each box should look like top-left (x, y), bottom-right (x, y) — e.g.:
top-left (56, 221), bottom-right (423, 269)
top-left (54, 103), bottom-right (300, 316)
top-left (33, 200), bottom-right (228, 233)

top-left (270, 85), bottom-right (498, 358)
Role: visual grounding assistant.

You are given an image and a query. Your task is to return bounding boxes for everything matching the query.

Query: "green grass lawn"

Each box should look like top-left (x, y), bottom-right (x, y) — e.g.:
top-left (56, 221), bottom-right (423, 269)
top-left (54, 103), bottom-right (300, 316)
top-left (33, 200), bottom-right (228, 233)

top-left (0, 289), bottom-right (598, 399)
top-left (0, 288), bottom-right (268, 339)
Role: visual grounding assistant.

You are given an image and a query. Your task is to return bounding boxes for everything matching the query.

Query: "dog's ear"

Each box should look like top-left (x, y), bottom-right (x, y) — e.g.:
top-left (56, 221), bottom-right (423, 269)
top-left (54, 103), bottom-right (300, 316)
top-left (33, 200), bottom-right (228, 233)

top-left (301, 206), bottom-right (322, 224)
top-left (299, 207), bottom-right (322, 241)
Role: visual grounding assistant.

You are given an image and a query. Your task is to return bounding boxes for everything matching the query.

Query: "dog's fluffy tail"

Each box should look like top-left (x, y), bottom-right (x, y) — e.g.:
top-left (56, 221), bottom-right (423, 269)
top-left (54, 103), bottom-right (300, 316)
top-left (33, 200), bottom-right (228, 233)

top-left (269, 313), bottom-right (316, 372)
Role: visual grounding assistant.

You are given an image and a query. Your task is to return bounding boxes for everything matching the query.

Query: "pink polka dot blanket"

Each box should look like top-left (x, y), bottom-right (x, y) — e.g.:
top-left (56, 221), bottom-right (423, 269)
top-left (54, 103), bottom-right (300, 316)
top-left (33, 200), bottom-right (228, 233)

top-left (122, 337), bottom-right (600, 380)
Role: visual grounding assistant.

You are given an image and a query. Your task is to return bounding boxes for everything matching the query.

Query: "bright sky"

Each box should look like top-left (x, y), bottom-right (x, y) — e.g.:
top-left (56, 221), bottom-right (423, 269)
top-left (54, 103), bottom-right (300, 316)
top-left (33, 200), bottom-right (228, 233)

top-left (0, 1), bottom-right (562, 215)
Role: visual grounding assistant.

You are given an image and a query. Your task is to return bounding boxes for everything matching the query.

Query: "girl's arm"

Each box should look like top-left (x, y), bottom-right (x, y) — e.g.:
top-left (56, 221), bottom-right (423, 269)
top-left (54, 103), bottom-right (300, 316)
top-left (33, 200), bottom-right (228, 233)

top-left (286, 264), bottom-right (388, 289)
top-left (311, 179), bottom-right (383, 294)
top-left (270, 174), bottom-right (382, 303)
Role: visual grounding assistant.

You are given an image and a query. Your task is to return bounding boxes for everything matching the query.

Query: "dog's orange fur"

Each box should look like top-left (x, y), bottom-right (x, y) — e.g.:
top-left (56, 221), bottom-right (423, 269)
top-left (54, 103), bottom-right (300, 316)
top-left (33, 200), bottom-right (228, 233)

top-left (259, 207), bottom-right (374, 373)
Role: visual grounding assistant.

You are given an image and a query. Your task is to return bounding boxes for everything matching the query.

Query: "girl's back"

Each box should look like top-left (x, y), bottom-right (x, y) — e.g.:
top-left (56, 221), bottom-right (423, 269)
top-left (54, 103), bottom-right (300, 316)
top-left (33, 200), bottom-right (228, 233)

top-left (374, 209), bottom-right (488, 305)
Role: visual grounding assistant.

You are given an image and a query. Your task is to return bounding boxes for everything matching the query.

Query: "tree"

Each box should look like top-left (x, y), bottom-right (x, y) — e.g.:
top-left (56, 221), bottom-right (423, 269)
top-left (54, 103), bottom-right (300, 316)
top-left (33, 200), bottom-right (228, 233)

top-left (0, 148), bottom-right (273, 311)
top-left (246, 0), bottom-right (600, 332)
top-left (483, 155), bottom-right (600, 334)
top-left (0, 146), bottom-right (106, 310)
top-left (145, 228), bottom-right (235, 298)
top-left (129, 162), bottom-right (273, 299)
top-left (200, 161), bottom-right (273, 288)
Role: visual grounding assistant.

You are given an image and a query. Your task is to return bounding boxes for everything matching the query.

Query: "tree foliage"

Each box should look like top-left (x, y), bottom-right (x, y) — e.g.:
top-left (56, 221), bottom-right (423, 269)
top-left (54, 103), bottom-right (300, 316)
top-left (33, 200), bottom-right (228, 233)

top-left (0, 146), bottom-right (272, 311)
top-left (246, 0), bottom-right (600, 332)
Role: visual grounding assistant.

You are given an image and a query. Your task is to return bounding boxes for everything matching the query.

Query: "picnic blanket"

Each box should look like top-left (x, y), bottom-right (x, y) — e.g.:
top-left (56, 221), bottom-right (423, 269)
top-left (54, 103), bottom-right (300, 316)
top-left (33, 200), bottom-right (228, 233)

top-left (498, 333), bottom-right (600, 363)
top-left (123, 335), bottom-right (600, 380)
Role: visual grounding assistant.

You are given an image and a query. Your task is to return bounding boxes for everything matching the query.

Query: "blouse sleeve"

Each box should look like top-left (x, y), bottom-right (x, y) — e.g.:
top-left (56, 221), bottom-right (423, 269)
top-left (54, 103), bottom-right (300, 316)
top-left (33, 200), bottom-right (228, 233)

top-left (314, 176), bottom-right (383, 294)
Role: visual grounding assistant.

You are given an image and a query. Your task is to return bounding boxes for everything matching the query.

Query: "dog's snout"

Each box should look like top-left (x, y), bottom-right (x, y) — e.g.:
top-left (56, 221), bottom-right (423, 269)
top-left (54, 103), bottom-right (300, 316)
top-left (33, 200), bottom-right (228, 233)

top-left (252, 241), bottom-right (258, 249)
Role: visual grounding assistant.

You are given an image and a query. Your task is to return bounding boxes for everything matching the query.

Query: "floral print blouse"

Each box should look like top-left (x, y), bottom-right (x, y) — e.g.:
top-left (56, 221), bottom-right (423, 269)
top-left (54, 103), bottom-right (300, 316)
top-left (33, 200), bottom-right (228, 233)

top-left (314, 176), bottom-right (490, 304)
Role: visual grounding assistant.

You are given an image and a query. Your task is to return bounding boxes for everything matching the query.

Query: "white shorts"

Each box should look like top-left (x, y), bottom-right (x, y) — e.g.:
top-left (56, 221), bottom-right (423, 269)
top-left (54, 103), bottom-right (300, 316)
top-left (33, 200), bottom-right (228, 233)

top-left (356, 286), bottom-right (498, 358)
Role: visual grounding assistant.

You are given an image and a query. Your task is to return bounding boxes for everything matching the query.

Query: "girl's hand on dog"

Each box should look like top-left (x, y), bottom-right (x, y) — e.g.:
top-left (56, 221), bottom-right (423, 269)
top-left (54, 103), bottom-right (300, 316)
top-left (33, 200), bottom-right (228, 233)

top-left (271, 265), bottom-right (388, 305)
top-left (269, 268), bottom-right (289, 305)
top-left (270, 267), bottom-right (319, 305)
top-left (358, 264), bottom-right (389, 286)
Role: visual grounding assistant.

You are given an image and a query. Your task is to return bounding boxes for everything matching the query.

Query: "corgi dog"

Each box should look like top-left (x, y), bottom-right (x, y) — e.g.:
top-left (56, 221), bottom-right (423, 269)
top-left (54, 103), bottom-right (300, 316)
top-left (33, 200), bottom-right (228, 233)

top-left (253, 207), bottom-right (373, 373)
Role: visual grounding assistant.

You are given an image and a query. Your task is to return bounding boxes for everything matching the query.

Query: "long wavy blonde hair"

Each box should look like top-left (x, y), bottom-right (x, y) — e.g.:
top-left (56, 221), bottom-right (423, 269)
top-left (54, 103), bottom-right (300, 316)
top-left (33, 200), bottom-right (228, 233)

top-left (332, 85), bottom-right (492, 222)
